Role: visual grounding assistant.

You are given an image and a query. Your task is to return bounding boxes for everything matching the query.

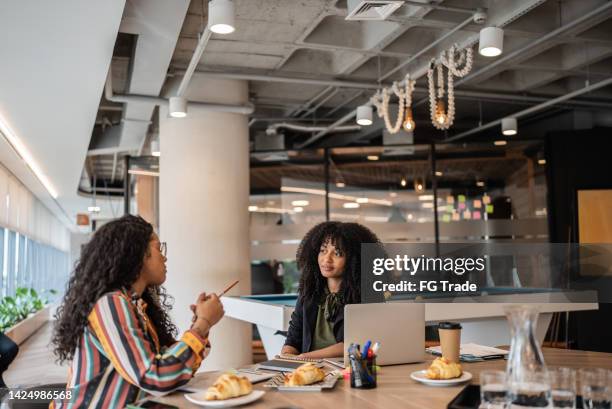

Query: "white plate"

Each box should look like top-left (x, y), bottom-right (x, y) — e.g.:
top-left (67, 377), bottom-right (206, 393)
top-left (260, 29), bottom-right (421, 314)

top-left (184, 390), bottom-right (265, 407)
top-left (410, 370), bottom-right (472, 386)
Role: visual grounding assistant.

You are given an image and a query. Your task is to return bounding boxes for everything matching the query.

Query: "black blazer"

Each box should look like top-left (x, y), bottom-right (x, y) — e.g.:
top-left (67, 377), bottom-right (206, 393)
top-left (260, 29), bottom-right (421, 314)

top-left (284, 295), bottom-right (344, 353)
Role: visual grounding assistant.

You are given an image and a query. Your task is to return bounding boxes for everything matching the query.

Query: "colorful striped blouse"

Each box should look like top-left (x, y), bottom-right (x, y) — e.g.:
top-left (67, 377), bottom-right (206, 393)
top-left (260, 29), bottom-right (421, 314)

top-left (51, 290), bottom-right (209, 408)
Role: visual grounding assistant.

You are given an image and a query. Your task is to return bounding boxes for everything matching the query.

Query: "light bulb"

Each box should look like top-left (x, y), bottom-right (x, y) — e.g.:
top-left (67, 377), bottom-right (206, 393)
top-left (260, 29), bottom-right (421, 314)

top-left (435, 100), bottom-right (447, 124)
top-left (403, 108), bottom-right (415, 131)
top-left (400, 178), bottom-right (407, 187)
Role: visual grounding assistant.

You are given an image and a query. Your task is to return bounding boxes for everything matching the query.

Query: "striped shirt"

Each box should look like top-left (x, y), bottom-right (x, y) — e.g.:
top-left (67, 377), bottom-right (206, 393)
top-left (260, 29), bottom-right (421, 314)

top-left (51, 290), bottom-right (209, 408)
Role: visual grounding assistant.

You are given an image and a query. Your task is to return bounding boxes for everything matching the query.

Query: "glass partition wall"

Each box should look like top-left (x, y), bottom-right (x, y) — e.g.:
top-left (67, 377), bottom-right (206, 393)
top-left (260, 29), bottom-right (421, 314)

top-left (249, 140), bottom-right (548, 294)
top-left (250, 142), bottom-right (547, 250)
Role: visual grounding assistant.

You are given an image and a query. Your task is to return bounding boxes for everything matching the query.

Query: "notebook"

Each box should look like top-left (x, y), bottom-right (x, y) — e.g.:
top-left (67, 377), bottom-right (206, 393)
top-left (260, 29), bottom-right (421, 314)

top-left (256, 359), bottom-right (313, 372)
top-left (426, 343), bottom-right (509, 362)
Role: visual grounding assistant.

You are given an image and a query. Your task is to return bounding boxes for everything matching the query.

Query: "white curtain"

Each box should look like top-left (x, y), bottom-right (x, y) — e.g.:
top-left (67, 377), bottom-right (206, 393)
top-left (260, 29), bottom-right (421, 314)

top-left (0, 163), bottom-right (69, 252)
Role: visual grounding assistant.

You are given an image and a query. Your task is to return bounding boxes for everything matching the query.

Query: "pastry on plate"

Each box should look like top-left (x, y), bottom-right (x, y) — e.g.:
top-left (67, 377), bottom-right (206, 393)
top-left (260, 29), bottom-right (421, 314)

top-left (205, 373), bottom-right (253, 400)
top-left (284, 363), bottom-right (326, 386)
top-left (425, 357), bottom-right (462, 380)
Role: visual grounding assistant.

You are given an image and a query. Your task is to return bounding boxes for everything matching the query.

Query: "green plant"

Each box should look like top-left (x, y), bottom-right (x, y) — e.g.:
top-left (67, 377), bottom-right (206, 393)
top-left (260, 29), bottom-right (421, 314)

top-left (0, 287), bottom-right (56, 332)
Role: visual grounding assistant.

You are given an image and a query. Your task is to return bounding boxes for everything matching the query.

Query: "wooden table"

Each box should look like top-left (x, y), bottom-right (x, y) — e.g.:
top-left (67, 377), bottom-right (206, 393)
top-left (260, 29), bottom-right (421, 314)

top-left (158, 349), bottom-right (612, 409)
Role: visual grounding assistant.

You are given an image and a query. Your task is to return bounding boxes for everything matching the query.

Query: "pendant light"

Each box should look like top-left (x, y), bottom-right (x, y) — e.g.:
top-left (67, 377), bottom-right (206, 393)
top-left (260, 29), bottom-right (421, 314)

top-left (502, 117), bottom-right (517, 136)
top-left (356, 105), bottom-right (373, 126)
top-left (169, 96), bottom-right (187, 118)
top-left (209, 0), bottom-right (235, 34)
top-left (403, 107), bottom-right (415, 131)
top-left (479, 27), bottom-right (504, 57)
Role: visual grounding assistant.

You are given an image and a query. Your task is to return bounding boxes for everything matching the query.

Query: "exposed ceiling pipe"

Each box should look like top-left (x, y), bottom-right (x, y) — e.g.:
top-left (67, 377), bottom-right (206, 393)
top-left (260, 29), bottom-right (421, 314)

top-left (189, 70), bottom-right (386, 90)
top-left (176, 28), bottom-right (213, 98)
top-left (401, 1), bottom-right (481, 15)
top-left (445, 77), bottom-right (612, 142)
top-left (186, 70), bottom-right (612, 109)
top-left (299, 88), bottom-right (340, 118)
top-left (104, 71), bottom-right (254, 115)
top-left (266, 122), bottom-right (361, 135)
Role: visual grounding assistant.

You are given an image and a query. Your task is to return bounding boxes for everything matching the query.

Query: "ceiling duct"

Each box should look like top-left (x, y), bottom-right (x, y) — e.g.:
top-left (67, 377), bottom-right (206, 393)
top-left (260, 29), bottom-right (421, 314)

top-left (346, 0), bottom-right (403, 20)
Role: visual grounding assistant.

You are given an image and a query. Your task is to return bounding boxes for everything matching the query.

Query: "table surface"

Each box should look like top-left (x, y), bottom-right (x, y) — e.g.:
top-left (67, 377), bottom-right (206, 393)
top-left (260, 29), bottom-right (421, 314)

top-left (157, 348), bottom-right (612, 409)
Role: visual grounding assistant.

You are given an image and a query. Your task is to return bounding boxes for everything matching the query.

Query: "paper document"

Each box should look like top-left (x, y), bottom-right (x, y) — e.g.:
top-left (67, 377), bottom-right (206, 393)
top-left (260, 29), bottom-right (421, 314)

top-left (426, 343), bottom-right (509, 362)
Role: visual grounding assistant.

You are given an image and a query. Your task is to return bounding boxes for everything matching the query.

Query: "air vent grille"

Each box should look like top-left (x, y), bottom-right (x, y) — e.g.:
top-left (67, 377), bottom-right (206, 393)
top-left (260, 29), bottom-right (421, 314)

top-left (346, 0), bottom-right (403, 20)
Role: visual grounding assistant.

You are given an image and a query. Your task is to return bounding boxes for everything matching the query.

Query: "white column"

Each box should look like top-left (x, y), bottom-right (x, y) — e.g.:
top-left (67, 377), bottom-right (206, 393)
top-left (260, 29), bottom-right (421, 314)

top-left (159, 76), bottom-right (251, 371)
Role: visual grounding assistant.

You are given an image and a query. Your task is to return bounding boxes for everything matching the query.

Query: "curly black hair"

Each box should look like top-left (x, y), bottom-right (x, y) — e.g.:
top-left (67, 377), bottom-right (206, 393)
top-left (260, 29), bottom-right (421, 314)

top-left (296, 221), bottom-right (383, 305)
top-left (52, 215), bottom-right (177, 363)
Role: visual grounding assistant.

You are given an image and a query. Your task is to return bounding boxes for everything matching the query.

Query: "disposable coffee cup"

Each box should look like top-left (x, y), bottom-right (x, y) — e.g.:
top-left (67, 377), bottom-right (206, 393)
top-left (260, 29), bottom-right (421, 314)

top-left (438, 322), bottom-right (462, 363)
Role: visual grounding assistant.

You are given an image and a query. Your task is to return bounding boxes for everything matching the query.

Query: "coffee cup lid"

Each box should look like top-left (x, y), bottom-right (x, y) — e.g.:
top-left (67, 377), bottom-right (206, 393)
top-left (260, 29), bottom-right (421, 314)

top-left (438, 321), bottom-right (462, 330)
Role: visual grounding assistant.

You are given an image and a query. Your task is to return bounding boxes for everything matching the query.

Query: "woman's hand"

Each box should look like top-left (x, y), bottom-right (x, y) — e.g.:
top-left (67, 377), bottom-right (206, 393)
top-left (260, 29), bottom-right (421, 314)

top-left (196, 293), bottom-right (225, 325)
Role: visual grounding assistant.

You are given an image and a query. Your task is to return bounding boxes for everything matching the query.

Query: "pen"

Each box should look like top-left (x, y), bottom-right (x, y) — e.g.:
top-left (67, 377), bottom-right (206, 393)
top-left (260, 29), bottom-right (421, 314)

top-left (371, 341), bottom-right (380, 355)
top-left (362, 340), bottom-right (371, 360)
top-left (218, 280), bottom-right (239, 297)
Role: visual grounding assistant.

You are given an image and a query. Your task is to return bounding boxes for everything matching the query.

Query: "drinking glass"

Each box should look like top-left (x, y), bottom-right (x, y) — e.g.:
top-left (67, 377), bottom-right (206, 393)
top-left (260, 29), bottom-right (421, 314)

top-left (480, 370), bottom-right (507, 409)
top-left (550, 367), bottom-right (576, 409)
top-left (579, 368), bottom-right (611, 409)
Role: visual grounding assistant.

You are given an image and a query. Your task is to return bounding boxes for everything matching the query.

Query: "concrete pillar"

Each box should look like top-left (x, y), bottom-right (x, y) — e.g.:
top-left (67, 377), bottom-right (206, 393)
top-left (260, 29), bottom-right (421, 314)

top-left (159, 76), bottom-right (251, 371)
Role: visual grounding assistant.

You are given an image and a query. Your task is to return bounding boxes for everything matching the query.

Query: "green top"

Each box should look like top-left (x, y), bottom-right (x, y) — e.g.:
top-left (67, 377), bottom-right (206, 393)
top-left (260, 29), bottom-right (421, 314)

top-left (311, 304), bottom-right (337, 351)
top-left (311, 290), bottom-right (342, 351)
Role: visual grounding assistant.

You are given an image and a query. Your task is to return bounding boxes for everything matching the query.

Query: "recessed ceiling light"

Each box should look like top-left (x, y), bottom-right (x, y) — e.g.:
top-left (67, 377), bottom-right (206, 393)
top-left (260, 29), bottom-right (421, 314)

top-left (291, 200), bottom-right (309, 206)
top-left (343, 202), bottom-right (360, 209)
top-left (367, 155), bottom-right (379, 161)
top-left (400, 178), bottom-right (407, 187)
top-left (356, 197), bottom-right (369, 204)
top-left (336, 181), bottom-right (346, 188)
top-left (435, 171), bottom-right (443, 177)
top-left (538, 159), bottom-right (546, 165)
top-left (476, 181), bottom-right (485, 187)
top-left (494, 140), bottom-right (507, 146)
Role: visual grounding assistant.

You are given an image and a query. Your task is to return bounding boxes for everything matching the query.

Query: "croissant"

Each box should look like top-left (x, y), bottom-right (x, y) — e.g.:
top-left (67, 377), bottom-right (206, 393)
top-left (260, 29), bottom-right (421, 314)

top-left (284, 363), bottom-right (326, 386)
top-left (205, 373), bottom-right (253, 400)
top-left (425, 357), bottom-right (462, 380)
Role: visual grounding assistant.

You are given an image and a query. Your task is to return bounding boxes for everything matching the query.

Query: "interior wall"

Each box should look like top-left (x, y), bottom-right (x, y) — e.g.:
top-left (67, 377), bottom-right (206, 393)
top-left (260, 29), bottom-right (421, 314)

top-left (546, 127), bottom-right (612, 352)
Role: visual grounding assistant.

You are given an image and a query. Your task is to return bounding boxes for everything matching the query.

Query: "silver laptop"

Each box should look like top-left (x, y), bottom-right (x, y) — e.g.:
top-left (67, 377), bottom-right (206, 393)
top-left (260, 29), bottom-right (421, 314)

top-left (344, 303), bottom-right (425, 366)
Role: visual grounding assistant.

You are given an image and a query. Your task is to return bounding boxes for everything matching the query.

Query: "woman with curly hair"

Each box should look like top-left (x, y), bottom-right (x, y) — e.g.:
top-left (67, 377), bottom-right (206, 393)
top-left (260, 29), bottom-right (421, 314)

top-left (51, 215), bottom-right (224, 408)
top-left (281, 221), bottom-right (383, 359)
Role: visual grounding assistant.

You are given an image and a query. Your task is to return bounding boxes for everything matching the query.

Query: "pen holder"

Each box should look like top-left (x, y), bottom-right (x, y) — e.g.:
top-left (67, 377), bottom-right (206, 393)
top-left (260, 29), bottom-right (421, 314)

top-left (350, 356), bottom-right (377, 389)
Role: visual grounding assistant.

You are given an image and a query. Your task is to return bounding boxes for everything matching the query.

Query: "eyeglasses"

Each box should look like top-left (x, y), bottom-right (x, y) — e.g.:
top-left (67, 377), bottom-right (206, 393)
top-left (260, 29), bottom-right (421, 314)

top-left (160, 242), bottom-right (167, 257)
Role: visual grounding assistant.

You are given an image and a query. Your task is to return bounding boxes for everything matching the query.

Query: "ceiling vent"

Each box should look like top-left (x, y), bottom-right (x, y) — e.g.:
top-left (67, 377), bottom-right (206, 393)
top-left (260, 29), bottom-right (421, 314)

top-left (346, 0), bottom-right (403, 20)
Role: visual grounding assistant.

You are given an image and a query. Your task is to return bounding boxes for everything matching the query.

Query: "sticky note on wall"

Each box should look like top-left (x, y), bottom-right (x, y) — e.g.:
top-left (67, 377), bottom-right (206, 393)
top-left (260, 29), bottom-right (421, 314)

top-left (458, 195), bottom-right (466, 203)
top-left (486, 204), bottom-right (494, 214)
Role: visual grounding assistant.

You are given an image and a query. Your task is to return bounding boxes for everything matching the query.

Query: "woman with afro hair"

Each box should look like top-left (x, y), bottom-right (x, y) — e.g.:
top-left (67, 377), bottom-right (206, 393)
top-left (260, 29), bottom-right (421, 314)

top-left (51, 215), bottom-right (224, 408)
top-left (281, 221), bottom-right (384, 359)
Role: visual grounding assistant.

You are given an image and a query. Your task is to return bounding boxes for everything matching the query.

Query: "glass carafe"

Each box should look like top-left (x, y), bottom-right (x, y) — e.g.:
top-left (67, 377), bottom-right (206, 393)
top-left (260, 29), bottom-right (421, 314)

top-left (505, 305), bottom-right (552, 408)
